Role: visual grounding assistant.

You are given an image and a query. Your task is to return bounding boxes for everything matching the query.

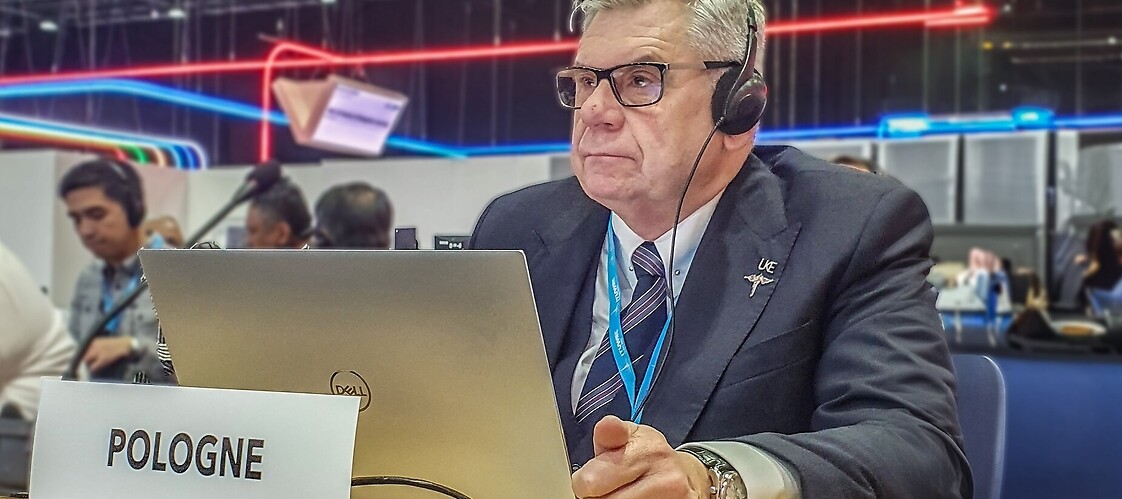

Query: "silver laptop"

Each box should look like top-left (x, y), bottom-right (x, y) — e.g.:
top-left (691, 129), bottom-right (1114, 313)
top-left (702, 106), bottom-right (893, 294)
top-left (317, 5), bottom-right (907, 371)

top-left (140, 249), bottom-right (574, 499)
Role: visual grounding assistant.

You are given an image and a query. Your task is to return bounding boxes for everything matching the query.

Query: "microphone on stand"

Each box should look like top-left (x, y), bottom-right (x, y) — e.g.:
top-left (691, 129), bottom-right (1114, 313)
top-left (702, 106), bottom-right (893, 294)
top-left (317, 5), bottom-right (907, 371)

top-left (63, 161), bottom-right (284, 381)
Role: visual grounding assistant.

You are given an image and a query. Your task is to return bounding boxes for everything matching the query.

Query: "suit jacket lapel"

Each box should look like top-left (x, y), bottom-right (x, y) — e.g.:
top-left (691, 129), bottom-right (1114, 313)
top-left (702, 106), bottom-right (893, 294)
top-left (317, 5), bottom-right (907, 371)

top-left (524, 184), bottom-right (607, 462)
top-left (526, 183), bottom-right (609, 368)
top-left (641, 155), bottom-right (802, 447)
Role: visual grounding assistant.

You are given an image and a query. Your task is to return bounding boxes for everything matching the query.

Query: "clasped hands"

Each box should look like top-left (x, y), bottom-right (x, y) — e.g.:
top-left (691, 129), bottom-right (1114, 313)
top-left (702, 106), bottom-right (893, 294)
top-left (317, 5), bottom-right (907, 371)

top-left (572, 416), bottom-right (711, 499)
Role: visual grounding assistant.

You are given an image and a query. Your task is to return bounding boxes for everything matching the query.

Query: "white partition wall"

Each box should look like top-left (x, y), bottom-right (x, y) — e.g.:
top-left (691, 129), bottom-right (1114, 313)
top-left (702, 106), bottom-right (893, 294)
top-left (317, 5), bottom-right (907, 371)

top-left (1054, 130), bottom-right (1122, 228)
top-left (318, 155), bottom-right (554, 249)
top-left (0, 150), bottom-right (89, 305)
top-left (876, 136), bottom-right (960, 224)
top-left (181, 155), bottom-right (555, 249)
top-left (962, 131), bottom-right (1049, 225)
top-left (0, 150), bottom-right (189, 306)
top-left (0, 149), bottom-right (555, 304)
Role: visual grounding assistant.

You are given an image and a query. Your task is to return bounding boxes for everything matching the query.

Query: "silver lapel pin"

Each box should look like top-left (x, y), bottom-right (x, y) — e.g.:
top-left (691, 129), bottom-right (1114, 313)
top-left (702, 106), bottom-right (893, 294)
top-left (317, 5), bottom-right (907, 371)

top-left (744, 273), bottom-right (775, 298)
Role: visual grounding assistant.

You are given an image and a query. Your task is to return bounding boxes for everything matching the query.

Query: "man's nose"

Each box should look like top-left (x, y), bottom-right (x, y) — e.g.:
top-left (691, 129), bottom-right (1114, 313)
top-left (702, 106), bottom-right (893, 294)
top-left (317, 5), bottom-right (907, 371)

top-left (578, 80), bottom-right (624, 129)
top-left (77, 219), bottom-right (98, 238)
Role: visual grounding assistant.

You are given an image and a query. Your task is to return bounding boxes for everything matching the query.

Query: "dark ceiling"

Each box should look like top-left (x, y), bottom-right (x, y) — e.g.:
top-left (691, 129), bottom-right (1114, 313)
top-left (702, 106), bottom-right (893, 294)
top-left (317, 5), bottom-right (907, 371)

top-left (0, 0), bottom-right (1120, 164)
top-left (0, 0), bottom-right (334, 28)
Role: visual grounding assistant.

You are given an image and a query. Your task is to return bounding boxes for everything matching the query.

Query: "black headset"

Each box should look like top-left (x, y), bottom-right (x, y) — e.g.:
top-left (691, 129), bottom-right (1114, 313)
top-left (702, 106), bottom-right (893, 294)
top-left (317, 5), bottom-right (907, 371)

top-left (710, 9), bottom-right (768, 136)
top-left (104, 159), bottom-right (146, 228)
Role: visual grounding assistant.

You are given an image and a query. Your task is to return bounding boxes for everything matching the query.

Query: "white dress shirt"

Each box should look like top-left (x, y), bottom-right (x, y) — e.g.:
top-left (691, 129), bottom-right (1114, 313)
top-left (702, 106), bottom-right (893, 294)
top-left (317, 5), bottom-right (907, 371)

top-left (570, 192), bottom-right (801, 499)
top-left (0, 241), bottom-right (76, 420)
top-left (571, 192), bottom-right (723, 410)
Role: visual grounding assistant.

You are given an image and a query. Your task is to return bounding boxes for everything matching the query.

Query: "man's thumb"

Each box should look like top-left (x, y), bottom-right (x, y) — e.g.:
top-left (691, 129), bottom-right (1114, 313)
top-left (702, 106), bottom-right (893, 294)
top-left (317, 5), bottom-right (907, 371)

top-left (593, 415), bottom-right (636, 455)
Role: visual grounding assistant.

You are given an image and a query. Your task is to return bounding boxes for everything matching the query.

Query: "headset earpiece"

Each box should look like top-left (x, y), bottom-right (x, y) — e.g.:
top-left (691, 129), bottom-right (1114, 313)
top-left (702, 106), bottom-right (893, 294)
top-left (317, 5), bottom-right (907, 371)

top-left (710, 12), bottom-right (768, 136)
top-left (107, 160), bottom-right (146, 227)
top-left (712, 69), bottom-right (767, 136)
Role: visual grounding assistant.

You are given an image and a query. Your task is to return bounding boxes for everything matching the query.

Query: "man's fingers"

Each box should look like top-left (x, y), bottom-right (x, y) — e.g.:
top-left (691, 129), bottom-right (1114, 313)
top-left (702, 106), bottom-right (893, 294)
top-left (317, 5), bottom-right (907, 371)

top-left (573, 417), bottom-right (648, 498)
top-left (86, 353), bottom-right (104, 372)
top-left (82, 348), bottom-right (99, 367)
top-left (579, 468), bottom-right (695, 499)
top-left (571, 453), bottom-right (644, 498)
top-left (593, 415), bottom-right (637, 455)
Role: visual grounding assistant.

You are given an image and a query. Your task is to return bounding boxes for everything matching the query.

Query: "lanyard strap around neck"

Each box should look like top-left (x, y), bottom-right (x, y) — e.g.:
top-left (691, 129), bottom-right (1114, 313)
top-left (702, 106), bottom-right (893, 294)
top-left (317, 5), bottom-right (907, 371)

top-left (604, 217), bottom-right (673, 423)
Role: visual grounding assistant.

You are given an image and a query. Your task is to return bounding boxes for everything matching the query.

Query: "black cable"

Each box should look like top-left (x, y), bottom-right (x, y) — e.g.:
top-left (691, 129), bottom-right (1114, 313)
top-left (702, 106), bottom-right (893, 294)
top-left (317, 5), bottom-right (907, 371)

top-left (632, 119), bottom-right (724, 419)
top-left (63, 279), bottom-right (150, 381)
top-left (7, 474), bottom-right (472, 498)
top-left (351, 476), bottom-right (472, 499)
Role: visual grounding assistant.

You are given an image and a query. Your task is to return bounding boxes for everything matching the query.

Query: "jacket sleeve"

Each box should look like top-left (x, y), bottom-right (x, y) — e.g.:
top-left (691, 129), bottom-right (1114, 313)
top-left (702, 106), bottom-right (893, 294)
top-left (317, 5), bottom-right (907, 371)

top-left (736, 185), bottom-right (972, 499)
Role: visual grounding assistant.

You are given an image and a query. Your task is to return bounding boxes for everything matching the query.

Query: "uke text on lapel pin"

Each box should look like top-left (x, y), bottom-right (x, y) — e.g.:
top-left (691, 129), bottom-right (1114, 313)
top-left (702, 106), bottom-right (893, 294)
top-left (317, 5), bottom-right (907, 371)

top-left (744, 258), bottom-right (779, 298)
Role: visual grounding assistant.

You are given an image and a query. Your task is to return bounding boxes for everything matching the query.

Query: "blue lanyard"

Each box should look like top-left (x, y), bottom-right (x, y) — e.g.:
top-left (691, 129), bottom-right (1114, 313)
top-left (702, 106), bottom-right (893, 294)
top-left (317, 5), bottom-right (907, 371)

top-left (604, 218), bottom-right (673, 424)
top-left (101, 270), bottom-right (141, 334)
top-left (99, 234), bottom-right (162, 334)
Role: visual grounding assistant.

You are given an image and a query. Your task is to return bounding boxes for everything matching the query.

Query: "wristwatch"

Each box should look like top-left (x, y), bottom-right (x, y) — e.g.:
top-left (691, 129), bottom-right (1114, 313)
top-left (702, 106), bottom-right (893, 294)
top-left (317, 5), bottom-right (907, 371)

top-left (681, 447), bottom-right (749, 499)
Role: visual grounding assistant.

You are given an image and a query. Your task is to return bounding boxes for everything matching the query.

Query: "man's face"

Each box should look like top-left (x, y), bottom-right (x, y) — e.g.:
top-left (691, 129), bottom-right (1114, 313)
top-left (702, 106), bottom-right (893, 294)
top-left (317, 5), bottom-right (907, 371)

top-left (245, 205), bottom-right (288, 249)
top-left (570, 1), bottom-right (728, 215)
top-left (64, 187), bottom-right (137, 263)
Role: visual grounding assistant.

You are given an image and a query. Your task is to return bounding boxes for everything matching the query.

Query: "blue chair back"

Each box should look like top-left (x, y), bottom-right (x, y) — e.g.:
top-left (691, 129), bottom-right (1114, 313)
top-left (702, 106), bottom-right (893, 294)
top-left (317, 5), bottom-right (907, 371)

top-left (952, 354), bottom-right (1007, 499)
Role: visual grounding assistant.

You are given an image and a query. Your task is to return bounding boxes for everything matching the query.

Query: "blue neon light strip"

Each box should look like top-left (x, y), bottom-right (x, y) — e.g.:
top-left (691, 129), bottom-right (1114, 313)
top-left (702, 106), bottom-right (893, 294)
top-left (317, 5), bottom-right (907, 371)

top-left (0, 80), bottom-right (286, 125)
top-left (758, 126), bottom-right (879, 141)
top-left (0, 113), bottom-right (206, 169)
top-left (0, 79), bottom-right (462, 159)
top-left (459, 142), bottom-right (573, 156)
top-left (1054, 114), bottom-right (1122, 129)
top-left (5, 79), bottom-right (1122, 158)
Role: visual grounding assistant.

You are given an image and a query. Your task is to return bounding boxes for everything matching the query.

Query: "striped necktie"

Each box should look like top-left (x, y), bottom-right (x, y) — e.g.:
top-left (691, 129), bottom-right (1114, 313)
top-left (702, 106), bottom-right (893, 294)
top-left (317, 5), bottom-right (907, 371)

top-left (575, 241), bottom-right (668, 427)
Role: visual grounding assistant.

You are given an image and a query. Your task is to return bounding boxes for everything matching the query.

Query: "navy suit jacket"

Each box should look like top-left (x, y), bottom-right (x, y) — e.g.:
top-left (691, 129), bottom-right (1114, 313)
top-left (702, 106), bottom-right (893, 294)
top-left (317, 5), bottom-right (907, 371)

top-left (470, 146), bottom-right (971, 498)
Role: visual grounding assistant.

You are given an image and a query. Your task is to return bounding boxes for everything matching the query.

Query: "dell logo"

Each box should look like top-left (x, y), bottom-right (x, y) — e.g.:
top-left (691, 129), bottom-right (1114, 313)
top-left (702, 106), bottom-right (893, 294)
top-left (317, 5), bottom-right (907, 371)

top-left (329, 370), bottom-right (372, 412)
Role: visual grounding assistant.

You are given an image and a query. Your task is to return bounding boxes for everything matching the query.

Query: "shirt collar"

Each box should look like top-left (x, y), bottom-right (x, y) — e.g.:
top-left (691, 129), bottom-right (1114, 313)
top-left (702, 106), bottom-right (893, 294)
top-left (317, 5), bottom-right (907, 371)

top-left (101, 253), bottom-right (142, 281)
top-left (610, 190), bottom-right (725, 279)
top-left (101, 233), bottom-right (166, 280)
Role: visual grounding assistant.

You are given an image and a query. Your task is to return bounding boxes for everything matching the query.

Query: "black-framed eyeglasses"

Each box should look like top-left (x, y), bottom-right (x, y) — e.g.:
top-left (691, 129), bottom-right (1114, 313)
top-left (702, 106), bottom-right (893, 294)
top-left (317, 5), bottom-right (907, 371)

top-left (555, 61), bottom-right (739, 109)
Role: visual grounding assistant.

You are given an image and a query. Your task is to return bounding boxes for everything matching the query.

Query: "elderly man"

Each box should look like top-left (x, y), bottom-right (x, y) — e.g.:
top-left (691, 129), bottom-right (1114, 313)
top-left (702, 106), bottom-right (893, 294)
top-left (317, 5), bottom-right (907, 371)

top-left (469, 1), bottom-right (969, 498)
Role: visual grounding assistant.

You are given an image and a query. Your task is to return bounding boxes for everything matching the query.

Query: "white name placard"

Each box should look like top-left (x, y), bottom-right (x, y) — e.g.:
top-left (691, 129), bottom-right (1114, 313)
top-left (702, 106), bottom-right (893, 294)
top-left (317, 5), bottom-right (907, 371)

top-left (30, 379), bottom-right (359, 499)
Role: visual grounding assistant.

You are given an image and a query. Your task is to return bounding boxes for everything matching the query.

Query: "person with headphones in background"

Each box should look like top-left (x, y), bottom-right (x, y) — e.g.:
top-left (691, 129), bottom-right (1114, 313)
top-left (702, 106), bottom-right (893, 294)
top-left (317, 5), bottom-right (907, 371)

top-left (469, 1), bottom-right (968, 498)
top-left (59, 158), bottom-right (170, 383)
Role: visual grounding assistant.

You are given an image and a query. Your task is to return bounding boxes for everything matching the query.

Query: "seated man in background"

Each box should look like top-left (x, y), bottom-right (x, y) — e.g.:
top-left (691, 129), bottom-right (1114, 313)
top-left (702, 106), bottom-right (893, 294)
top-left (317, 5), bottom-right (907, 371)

top-left (313, 182), bottom-right (394, 249)
top-left (0, 240), bottom-right (75, 420)
top-left (245, 177), bottom-right (313, 249)
top-left (58, 159), bottom-right (169, 383)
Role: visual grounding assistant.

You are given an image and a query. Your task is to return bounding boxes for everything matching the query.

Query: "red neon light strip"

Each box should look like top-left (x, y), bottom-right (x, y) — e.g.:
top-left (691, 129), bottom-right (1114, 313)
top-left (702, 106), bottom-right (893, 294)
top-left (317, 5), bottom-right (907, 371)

top-left (0, 5), bottom-right (992, 86)
top-left (769, 5), bottom-right (992, 34)
top-left (0, 41), bottom-right (579, 86)
top-left (1, 130), bottom-right (129, 161)
top-left (260, 41), bottom-right (342, 161)
top-left (925, 15), bottom-right (992, 28)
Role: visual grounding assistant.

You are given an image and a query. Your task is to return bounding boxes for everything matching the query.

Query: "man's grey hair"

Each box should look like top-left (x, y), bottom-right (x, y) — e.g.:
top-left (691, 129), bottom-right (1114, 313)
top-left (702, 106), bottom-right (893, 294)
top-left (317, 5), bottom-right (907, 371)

top-left (573, 0), bottom-right (766, 69)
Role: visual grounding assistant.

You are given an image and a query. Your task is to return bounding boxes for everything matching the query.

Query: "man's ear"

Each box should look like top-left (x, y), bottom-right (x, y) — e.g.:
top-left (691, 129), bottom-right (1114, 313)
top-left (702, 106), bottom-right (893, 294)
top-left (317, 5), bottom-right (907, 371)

top-left (720, 125), bottom-right (758, 152)
top-left (275, 222), bottom-right (293, 246)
